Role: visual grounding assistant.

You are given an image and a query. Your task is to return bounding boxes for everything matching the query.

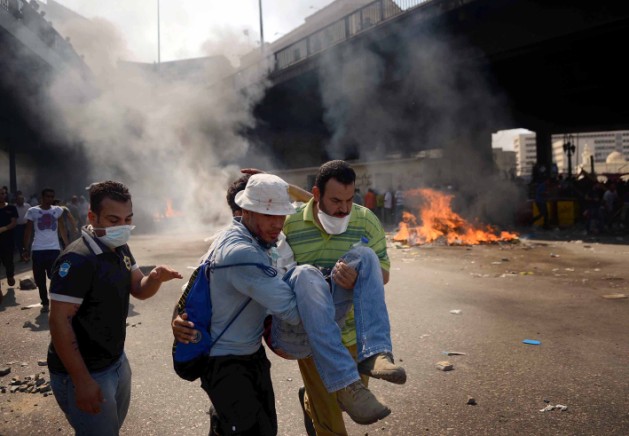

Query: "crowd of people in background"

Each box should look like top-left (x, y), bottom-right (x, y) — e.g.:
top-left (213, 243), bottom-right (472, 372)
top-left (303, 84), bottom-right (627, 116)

top-left (529, 171), bottom-right (629, 235)
top-left (0, 185), bottom-right (89, 304)
top-left (353, 186), bottom-right (406, 228)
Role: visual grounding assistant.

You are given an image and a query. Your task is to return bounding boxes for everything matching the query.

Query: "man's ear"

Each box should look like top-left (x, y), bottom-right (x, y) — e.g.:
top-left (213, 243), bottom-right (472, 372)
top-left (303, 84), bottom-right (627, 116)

top-left (87, 210), bottom-right (96, 226)
top-left (312, 186), bottom-right (321, 203)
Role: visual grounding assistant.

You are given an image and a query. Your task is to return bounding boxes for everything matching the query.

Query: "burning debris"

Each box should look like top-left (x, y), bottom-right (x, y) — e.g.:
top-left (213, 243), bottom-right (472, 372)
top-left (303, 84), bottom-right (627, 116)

top-left (393, 188), bottom-right (518, 246)
top-left (153, 198), bottom-right (185, 223)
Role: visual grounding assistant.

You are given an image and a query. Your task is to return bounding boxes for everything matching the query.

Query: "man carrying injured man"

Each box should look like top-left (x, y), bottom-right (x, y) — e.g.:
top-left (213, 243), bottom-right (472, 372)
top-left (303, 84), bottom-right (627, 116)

top-left (173, 173), bottom-right (405, 435)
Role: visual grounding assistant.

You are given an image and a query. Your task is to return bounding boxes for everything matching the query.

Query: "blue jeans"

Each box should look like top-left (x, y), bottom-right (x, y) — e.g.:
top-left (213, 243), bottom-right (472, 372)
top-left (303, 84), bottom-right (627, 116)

top-left (271, 246), bottom-right (392, 393)
top-left (50, 353), bottom-right (132, 436)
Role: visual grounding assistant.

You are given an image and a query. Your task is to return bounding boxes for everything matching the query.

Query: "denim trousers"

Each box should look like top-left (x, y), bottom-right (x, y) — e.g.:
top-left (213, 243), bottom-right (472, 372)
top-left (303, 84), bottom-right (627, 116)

top-left (50, 353), bottom-right (132, 436)
top-left (271, 246), bottom-right (392, 393)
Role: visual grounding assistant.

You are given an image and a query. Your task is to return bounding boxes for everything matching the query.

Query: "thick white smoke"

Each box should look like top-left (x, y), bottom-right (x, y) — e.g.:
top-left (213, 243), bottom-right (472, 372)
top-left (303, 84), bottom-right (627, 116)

top-left (43, 15), bottom-right (270, 233)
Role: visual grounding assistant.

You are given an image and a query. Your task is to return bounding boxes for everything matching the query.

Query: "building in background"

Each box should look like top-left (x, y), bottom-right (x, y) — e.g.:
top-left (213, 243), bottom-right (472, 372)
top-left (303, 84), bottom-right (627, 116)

top-left (510, 130), bottom-right (629, 179)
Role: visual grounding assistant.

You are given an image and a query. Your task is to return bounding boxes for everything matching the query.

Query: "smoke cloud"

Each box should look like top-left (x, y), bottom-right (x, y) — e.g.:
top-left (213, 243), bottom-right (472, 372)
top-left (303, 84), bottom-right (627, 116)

top-left (317, 24), bottom-right (523, 226)
top-left (39, 14), bottom-right (269, 233)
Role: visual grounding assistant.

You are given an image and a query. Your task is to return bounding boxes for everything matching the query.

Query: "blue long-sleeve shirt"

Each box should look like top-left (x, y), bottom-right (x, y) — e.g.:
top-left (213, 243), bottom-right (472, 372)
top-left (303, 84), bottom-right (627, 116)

top-left (208, 218), bottom-right (300, 356)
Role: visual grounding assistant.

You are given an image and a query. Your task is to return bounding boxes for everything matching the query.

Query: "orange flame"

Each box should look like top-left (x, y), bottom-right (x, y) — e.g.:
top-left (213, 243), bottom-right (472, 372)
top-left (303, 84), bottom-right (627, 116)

top-left (393, 189), bottom-right (518, 245)
top-left (165, 199), bottom-right (183, 218)
top-left (153, 198), bottom-right (184, 222)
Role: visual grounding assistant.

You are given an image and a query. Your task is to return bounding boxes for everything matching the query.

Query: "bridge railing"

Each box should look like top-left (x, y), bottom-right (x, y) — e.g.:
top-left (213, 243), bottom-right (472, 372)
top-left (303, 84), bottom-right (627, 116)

top-left (0, 0), bottom-right (83, 66)
top-left (274, 0), bottom-right (430, 71)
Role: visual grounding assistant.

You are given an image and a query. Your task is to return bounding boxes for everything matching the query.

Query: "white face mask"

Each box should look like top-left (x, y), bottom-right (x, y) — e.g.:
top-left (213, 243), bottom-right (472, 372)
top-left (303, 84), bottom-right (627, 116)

top-left (94, 225), bottom-right (135, 248)
top-left (317, 210), bottom-right (350, 235)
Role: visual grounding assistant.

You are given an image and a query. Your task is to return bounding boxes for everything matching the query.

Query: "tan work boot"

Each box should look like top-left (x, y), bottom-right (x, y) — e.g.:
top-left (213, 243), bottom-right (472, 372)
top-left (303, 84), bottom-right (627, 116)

top-left (358, 352), bottom-right (407, 384)
top-left (336, 381), bottom-right (391, 425)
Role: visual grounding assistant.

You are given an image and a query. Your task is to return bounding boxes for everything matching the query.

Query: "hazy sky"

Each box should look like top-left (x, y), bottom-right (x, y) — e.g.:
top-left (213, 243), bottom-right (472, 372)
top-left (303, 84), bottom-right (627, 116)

top-left (52, 0), bottom-right (337, 63)
top-left (492, 128), bottom-right (532, 151)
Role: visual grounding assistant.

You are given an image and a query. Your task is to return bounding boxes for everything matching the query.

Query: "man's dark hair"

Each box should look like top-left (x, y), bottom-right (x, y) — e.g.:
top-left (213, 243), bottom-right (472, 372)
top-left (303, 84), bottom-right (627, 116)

top-left (314, 160), bottom-right (356, 196)
top-left (226, 174), bottom-right (251, 214)
top-left (89, 181), bottom-right (131, 214)
top-left (41, 188), bottom-right (55, 197)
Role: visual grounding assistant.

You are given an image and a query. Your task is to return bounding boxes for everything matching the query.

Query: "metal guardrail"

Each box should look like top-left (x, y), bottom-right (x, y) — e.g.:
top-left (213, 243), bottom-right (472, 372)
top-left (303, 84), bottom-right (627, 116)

top-left (273, 0), bottom-right (430, 71)
top-left (235, 0), bottom-right (430, 87)
top-left (0, 0), bottom-right (84, 67)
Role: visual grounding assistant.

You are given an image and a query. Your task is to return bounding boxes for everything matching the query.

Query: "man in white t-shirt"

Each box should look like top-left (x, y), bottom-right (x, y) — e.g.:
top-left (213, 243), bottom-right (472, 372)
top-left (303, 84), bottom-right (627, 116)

top-left (23, 188), bottom-right (68, 313)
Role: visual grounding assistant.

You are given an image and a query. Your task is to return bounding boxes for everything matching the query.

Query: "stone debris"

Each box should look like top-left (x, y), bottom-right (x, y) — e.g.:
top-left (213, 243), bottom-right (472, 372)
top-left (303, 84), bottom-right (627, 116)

top-left (602, 293), bottom-right (628, 300)
top-left (449, 310), bottom-right (462, 315)
top-left (2, 373), bottom-right (51, 396)
top-left (436, 361), bottom-right (454, 371)
top-left (37, 360), bottom-right (47, 366)
top-left (0, 367), bottom-right (11, 377)
top-left (19, 278), bottom-right (36, 290)
top-left (466, 396), bottom-right (477, 405)
top-left (539, 404), bottom-right (568, 412)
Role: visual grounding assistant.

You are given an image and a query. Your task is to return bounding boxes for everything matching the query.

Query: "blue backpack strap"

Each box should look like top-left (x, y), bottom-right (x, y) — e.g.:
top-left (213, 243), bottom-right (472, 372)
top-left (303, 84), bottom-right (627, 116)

top-left (206, 260), bottom-right (278, 350)
top-left (172, 259), bottom-right (279, 381)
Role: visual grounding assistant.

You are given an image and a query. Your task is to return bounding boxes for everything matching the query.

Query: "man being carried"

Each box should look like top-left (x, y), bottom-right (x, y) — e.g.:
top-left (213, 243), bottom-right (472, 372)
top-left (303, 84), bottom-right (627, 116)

top-left (283, 160), bottom-right (401, 435)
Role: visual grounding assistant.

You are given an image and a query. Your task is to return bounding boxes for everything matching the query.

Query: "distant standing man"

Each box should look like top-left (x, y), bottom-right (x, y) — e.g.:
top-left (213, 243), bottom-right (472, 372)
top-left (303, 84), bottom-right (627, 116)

top-left (67, 195), bottom-right (81, 226)
top-left (383, 189), bottom-right (393, 226)
top-left (394, 184), bottom-right (405, 225)
top-left (78, 196), bottom-right (89, 227)
top-left (14, 193), bottom-right (31, 261)
top-left (48, 180), bottom-right (182, 436)
top-left (364, 188), bottom-right (376, 215)
top-left (0, 188), bottom-right (18, 294)
top-left (23, 188), bottom-right (68, 313)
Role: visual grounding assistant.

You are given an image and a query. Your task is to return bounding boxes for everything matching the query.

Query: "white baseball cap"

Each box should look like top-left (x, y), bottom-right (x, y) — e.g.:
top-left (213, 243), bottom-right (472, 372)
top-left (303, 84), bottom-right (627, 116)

top-left (235, 174), bottom-right (296, 216)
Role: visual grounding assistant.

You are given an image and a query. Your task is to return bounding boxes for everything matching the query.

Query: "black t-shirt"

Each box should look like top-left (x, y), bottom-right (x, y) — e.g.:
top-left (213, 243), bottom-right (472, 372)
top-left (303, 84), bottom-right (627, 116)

top-left (0, 204), bottom-right (18, 246)
top-left (47, 230), bottom-right (138, 373)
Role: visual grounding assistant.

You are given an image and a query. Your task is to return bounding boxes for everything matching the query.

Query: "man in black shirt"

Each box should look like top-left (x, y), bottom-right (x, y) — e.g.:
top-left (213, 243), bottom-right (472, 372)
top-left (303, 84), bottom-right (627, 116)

top-left (47, 181), bottom-right (182, 436)
top-left (0, 187), bottom-right (18, 299)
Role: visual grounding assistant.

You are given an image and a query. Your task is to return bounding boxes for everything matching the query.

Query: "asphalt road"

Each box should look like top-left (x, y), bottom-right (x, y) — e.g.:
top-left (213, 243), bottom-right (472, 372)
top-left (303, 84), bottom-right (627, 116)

top-left (2, 229), bottom-right (629, 435)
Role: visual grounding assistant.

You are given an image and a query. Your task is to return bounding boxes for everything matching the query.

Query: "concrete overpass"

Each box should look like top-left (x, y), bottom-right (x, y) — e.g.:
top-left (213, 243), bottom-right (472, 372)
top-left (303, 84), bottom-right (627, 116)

top-left (245, 0), bottom-right (629, 173)
top-left (0, 0), bottom-right (90, 194)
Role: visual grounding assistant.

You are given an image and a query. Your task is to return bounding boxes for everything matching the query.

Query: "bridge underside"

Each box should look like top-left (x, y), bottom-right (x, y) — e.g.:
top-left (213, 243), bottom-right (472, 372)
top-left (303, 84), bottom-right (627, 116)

top-left (248, 0), bottom-right (629, 171)
top-left (0, 23), bottom-right (89, 194)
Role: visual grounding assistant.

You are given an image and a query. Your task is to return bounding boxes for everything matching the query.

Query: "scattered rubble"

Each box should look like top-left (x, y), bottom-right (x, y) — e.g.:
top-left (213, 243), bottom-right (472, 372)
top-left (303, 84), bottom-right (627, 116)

top-left (466, 396), bottom-right (477, 405)
top-left (1, 372), bottom-right (51, 396)
top-left (0, 367), bottom-right (11, 377)
top-left (436, 361), bottom-right (454, 371)
top-left (19, 278), bottom-right (36, 290)
top-left (539, 404), bottom-right (568, 412)
top-left (602, 293), bottom-right (628, 300)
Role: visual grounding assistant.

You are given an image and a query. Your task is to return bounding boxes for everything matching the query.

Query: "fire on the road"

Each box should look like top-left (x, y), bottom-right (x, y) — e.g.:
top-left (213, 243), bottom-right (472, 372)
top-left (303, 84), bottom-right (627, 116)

top-left (393, 188), bottom-right (518, 245)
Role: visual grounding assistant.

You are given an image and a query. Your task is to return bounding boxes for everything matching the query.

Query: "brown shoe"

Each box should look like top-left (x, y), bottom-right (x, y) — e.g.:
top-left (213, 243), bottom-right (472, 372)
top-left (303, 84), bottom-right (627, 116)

top-left (358, 353), bottom-right (407, 384)
top-left (336, 381), bottom-right (391, 425)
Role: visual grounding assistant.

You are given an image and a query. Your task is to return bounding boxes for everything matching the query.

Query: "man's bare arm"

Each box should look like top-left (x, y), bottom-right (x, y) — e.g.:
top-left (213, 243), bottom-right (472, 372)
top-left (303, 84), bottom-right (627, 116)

top-left (49, 300), bottom-right (104, 414)
top-left (131, 266), bottom-right (182, 300)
